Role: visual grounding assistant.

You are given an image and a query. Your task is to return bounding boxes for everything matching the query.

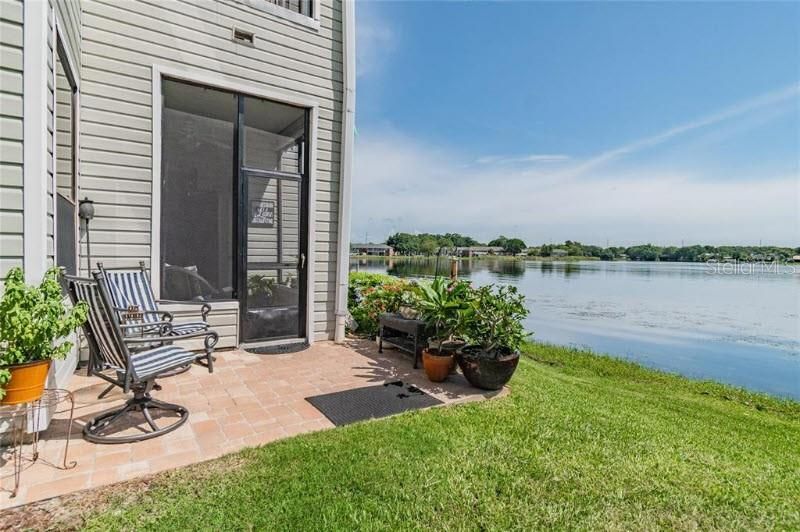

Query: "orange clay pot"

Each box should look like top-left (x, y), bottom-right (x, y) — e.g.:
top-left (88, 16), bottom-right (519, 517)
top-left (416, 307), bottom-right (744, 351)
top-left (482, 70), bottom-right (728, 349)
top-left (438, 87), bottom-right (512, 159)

top-left (422, 349), bottom-right (453, 383)
top-left (0, 360), bottom-right (51, 405)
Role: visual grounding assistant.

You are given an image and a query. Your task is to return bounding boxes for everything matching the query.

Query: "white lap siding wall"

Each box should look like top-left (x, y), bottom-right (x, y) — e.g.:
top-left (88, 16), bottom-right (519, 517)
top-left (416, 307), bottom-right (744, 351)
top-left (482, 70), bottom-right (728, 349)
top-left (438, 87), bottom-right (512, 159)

top-left (0, 0), bottom-right (80, 285)
top-left (0, 0), bottom-right (25, 284)
top-left (78, 0), bottom-right (344, 346)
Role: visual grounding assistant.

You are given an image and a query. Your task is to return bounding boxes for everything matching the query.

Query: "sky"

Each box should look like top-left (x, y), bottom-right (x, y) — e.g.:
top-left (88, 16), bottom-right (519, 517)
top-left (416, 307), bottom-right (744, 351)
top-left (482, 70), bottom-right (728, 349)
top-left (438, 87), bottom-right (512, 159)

top-left (351, 1), bottom-right (800, 247)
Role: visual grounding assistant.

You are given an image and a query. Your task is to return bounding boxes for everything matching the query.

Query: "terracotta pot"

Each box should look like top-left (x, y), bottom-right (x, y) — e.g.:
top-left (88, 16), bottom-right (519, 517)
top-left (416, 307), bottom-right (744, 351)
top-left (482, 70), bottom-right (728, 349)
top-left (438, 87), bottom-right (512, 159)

top-left (1, 360), bottom-right (51, 405)
top-left (457, 347), bottom-right (519, 390)
top-left (422, 349), bottom-right (453, 382)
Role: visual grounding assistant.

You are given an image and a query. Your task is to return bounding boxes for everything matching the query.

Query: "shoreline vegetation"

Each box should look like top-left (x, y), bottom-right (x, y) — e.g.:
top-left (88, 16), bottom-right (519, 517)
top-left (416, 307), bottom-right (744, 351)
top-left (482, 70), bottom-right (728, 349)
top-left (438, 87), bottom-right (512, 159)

top-left (371, 232), bottom-right (800, 263)
top-left (352, 254), bottom-right (600, 262)
top-left (13, 341), bottom-right (798, 529)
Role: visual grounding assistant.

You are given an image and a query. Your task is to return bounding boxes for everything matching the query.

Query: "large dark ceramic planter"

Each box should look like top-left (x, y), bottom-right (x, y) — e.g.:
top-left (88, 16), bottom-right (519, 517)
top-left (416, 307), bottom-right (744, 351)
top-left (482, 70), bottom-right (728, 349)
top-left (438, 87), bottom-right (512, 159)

top-left (457, 347), bottom-right (519, 390)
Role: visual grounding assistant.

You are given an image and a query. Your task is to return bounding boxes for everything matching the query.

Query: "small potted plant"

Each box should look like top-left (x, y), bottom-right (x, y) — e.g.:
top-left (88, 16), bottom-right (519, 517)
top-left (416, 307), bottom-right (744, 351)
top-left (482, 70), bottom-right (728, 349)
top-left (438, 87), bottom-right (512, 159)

top-left (0, 267), bottom-right (88, 405)
top-left (248, 274), bottom-right (275, 307)
top-left (415, 278), bottom-right (471, 382)
top-left (458, 284), bottom-right (529, 390)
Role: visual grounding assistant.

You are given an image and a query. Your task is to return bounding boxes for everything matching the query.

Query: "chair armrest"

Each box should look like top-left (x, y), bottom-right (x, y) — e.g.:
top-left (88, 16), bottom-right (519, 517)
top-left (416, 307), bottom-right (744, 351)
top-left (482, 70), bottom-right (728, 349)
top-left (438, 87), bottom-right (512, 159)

top-left (119, 320), bottom-right (173, 330)
top-left (156, 300), bottom-right (212, 321)
top-left (114, 306), bottom-right (174, 321)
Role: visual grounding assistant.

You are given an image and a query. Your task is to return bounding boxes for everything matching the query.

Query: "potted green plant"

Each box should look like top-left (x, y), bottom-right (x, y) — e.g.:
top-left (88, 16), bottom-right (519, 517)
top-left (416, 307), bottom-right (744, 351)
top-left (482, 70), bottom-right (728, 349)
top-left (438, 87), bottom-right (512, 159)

top-left (247, 274), bottom-right (276, 307)
top-left (0, 267), bottom-right (88, 405)
top-left (458, 284), bottom-right (529, 390)
top-left (415, 278), bottom-right (472, 382)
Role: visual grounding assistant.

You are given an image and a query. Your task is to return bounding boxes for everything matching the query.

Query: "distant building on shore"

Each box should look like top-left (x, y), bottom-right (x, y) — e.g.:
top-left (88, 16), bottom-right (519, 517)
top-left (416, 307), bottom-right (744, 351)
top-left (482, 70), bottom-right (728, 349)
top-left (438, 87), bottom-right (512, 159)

top-left (454, 246), bottom-right (506, 257)
top-left (351, 243), bottom-right (394, 256)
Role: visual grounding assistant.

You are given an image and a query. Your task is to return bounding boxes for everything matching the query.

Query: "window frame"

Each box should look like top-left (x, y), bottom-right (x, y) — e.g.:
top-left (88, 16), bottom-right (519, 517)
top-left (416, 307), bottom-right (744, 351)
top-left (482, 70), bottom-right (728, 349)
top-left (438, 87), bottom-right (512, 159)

top-left (53, 22), bottom-right (80, 275)
top-left (151, 64), bottom-right (320, 346)
top-left (236, 0), bottom-right (321, 31)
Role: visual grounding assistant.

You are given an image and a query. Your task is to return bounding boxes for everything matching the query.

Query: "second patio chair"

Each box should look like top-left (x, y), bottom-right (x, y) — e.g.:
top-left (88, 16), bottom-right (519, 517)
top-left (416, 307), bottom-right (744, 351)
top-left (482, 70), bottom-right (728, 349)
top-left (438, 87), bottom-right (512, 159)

top-left (64, 273), bottom-right (219, 443)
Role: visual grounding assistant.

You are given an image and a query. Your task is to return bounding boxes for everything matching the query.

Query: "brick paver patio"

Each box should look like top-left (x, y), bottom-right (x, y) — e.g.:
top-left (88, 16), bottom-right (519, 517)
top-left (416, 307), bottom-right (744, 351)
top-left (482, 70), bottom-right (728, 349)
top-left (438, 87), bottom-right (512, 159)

top-left (1, 339), bottom-right (503, 509)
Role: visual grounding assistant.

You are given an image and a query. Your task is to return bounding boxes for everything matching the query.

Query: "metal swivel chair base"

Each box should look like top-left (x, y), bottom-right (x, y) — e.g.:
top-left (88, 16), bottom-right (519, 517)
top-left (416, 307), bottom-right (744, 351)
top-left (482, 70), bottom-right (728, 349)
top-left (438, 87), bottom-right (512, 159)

top-left (83, 388), bottom-right (189, 444)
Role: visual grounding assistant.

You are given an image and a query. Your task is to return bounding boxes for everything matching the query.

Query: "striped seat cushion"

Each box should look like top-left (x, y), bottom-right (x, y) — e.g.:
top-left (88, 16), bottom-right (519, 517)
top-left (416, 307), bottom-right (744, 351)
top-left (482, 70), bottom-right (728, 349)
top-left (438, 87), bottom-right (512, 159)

top-left (130, 345), bottom-right (198, 380)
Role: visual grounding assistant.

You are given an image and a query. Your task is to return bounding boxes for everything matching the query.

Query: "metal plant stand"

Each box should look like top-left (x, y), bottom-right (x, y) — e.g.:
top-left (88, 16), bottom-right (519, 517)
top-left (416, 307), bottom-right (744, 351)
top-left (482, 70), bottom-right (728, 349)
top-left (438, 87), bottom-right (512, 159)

top-left (1, 389), bottom-right (77, 498)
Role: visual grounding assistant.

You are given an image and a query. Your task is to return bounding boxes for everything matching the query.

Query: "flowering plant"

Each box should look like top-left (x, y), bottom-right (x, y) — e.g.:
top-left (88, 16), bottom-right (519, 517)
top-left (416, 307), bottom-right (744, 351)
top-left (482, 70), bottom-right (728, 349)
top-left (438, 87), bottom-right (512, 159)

top-left (348, 273), bottom-right (417, 336)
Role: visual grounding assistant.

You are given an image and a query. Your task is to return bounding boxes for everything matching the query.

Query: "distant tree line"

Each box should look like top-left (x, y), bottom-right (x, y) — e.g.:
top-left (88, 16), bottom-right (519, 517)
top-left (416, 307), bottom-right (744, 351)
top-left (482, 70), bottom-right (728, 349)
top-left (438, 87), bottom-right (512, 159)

top-left (386, 233), bottom-right (482, 256)
top-left (383, 233), bottom-right (799, 262)
top-left (531, 241), bottom-right (799, 262)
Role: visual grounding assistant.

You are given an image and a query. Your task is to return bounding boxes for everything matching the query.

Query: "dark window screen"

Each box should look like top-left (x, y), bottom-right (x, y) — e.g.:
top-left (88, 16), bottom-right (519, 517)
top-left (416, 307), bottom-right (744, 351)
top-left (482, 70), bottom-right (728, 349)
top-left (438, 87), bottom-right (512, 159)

top-left (160, 79), bottom-right (237, 301)
top-left (56, 195), bottom-right (77, 275)
top-left (55, 40), bottom-right (77, 275)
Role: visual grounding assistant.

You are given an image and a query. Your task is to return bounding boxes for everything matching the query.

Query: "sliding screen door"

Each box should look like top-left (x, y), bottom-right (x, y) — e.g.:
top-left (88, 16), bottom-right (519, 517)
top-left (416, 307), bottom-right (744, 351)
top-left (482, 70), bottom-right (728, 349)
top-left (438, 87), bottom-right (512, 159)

top-left (160, 78), bottom-right (309, 343)
top-left (160, 80), bottom-right (236, 301)
top-left (241, 96), bottom-right (308, 342)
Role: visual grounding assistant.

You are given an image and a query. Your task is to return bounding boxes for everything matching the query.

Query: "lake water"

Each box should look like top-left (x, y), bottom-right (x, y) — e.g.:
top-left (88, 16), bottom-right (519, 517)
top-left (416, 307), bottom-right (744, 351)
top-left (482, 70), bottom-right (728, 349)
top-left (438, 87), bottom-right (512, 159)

top-left (351, 258), bottom-right (800, 400)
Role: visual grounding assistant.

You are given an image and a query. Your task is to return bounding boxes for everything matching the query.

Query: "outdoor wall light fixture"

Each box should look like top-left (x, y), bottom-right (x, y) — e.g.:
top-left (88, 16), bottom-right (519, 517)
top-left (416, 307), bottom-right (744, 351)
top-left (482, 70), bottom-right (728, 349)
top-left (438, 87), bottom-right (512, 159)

top-left (78, 197), bottom-right (95, 274)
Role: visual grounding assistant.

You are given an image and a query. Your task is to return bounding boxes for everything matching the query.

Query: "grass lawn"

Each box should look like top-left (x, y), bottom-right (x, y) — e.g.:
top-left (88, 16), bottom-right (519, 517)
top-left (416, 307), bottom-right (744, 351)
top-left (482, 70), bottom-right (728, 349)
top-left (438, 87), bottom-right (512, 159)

top-left (21, 343), bottom-right (800, 530)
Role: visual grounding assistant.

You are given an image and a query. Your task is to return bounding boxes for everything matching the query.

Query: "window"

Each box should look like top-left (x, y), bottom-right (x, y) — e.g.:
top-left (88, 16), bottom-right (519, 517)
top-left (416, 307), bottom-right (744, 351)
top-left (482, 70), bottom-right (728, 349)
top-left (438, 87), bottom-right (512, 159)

top-left (55, 39), bottom-right (78, 275)
top-left (265, 0), bottom-right (312, 17)
top-left (241, 0), bottom-right (318, 28)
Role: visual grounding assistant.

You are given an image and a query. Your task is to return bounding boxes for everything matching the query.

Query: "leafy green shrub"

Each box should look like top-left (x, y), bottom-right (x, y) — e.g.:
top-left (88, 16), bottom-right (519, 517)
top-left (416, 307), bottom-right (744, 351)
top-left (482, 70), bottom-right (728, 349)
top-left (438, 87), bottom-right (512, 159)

top-left (348, 272), bottom-right (416, 336)
top-left (462, 284), bottom-right (530, 357)
top-left (0, 267), bottom-right (88, 399)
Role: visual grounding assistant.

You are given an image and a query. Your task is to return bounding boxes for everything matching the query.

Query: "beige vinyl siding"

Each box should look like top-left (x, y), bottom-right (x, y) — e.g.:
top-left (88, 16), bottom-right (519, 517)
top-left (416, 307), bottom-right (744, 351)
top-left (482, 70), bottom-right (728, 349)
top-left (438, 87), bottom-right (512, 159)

top-left (80, 0), bottom-right (344, 343)
top-left (54, 0), bottom-right (81, 199)
top-left (160, 301), bottom-right (239, 351)
top-left (0, 0), bottom-right (23, 281)
top-left (54, 0), bottom-right (81, 71)
top-left (55, 58), bottom-right (74, 198)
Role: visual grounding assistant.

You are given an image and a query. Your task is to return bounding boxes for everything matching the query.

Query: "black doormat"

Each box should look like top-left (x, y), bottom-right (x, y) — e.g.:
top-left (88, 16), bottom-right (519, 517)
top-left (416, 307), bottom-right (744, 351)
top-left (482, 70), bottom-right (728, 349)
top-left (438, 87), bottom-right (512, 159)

top-left (305, 381), bottom-right (443, 426)
top-left (244, 342), bottom-right (310, 355)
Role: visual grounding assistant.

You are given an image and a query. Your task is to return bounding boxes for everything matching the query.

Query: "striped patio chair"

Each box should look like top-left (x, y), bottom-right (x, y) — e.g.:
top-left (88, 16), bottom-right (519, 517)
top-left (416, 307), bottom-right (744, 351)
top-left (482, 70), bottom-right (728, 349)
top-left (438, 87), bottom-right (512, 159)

top-left (97, 261), bottom-right (212, 340)
top-left (64, 273), bottom-right (218, 443)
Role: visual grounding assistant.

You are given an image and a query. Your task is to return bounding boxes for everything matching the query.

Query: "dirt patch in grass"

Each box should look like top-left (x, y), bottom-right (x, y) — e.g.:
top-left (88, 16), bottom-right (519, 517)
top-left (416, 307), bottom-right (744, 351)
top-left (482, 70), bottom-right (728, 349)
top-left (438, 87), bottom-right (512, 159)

top-left (2, 476), bottom-right (153, 531)
top-left (1, 454), bottom-right (247, 531)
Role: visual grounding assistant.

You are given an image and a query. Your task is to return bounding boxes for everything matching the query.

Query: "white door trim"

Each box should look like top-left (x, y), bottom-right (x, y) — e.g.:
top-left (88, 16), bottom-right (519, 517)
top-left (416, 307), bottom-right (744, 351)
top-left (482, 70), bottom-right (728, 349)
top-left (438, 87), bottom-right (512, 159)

top-left (150, 64), bottom-right (319, 346)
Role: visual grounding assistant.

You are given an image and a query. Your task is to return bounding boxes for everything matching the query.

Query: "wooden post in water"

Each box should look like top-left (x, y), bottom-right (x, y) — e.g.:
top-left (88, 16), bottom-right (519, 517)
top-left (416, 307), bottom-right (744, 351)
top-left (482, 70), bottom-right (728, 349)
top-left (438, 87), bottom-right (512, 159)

top-left (450, 258), bottom-right (458, 280)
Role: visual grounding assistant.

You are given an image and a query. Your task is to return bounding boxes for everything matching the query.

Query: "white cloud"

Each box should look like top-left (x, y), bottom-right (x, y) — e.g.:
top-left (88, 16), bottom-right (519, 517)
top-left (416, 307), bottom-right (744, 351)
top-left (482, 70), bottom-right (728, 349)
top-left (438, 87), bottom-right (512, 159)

top-left (559, 82), bottom-right (800, 180)
top-left (352, 131), bottom-right (800, 246)
top-left (475, 154), bottom-right (571, 165)
top-left (356, 3), bottom-right (396, 79)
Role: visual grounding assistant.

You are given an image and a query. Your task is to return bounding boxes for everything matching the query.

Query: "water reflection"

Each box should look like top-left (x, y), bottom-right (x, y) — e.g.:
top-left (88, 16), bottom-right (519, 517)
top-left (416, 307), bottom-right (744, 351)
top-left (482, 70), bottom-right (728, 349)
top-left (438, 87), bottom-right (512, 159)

top-left (538, 261), bottom-right (580, 277)
top-left (484, 259), bottom-right (526, 278)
